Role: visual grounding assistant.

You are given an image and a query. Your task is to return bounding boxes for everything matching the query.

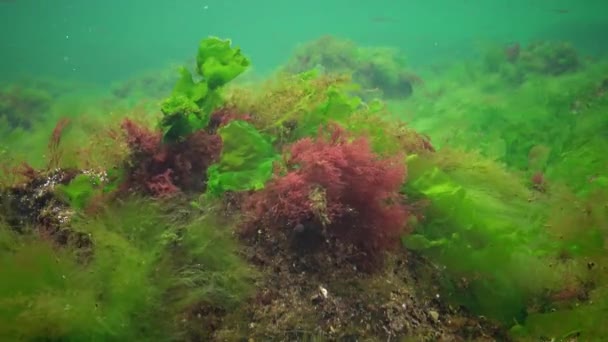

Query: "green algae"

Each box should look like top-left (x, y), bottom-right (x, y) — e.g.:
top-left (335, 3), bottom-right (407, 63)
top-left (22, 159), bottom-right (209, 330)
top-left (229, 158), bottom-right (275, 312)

top-left (161, 37), bottom-right (250, 142)
top-left (0, 198), bottom-right (254, 341)
top-left (206, 120), bottom-right (278, 196)
top-left (1, 36), bottom-right (608, 341)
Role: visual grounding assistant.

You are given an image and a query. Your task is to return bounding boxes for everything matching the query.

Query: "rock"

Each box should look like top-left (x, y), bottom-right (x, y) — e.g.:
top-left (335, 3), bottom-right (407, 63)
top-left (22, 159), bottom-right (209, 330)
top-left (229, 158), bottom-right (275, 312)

top-left (429, 310), bottom-right (440, 322)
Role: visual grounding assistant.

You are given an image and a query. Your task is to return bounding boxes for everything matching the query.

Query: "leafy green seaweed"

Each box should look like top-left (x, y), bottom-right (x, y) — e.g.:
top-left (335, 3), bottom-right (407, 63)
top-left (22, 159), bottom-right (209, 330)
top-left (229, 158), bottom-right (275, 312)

top-left (160, 37), bottom-right (250, 142)
top-left (206, 120), bottom-right (278, 196)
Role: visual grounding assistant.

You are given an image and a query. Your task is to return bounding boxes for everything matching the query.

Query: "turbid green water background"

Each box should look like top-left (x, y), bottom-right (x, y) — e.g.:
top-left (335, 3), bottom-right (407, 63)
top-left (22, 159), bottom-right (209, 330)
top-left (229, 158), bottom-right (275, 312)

top-left (1, 0), bottom-right (607, 84)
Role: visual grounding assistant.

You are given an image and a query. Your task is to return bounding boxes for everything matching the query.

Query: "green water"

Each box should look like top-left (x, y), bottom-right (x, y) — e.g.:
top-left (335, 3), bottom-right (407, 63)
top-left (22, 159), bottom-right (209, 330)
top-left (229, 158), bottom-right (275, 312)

top-left (2, 0), bottom-right (607, 83)
top-left (1, 1), bottom-right (608, 341)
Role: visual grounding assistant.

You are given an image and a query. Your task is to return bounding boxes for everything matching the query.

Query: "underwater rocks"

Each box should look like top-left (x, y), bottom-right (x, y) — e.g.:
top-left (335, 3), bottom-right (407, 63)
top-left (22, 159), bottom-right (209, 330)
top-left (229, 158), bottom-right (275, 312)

top-left (212, 227), bottom-right (507, 341)
top-left (486, 41), bottom-right (581, 85)
top-left (111, 67), bottom-right (178, 100)
top-left (516, 41), bottom-right (580, 76)
top-left (284, 35), bottom-right (422, 100)
top-left (0, 167), bottom-right (97, 249)
top-left (0, 84), bottom-right (52, 129)
top-left (0, 78), bottom-right (83, 130)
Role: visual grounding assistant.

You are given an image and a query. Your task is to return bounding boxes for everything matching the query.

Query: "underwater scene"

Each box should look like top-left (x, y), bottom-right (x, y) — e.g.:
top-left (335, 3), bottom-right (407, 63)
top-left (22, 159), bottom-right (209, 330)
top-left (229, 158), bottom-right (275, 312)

top-left (1, 0), bottom-right (607, 341)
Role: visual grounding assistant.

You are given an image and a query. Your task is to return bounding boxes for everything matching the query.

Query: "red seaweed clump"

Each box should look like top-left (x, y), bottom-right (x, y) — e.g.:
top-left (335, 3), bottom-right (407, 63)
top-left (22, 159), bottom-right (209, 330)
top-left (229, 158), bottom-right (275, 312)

top-left (120, 118), bottom-right (222, 197)
top-left (245, 124), bottom-right (410, 263)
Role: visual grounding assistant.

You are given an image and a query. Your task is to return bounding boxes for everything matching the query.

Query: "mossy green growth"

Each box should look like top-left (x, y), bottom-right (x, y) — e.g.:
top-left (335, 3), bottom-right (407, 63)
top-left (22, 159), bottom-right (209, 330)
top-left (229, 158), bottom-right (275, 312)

top-left (0, 199), bottom-right (173, 341)
top-left (510, 288), bottom-right (608, 341)
top-left (0, 197), bottom-right (255, 341)
top-left (402, 153), bottom-right (561, 324)
top-left (0, 232), bottom-right (101, 341)
top-left (399, 56), bottom-right (608, 176)
top-left (167, 212), bottom-right (256, 313)
top-left (206, 120), bottom-right (278, 196)
top-left (71, 203), bottom-right (168, 340)
top-left (160, 37), bottom-right (250, 142)
top-left (392, 49), bottom-right (608, 338)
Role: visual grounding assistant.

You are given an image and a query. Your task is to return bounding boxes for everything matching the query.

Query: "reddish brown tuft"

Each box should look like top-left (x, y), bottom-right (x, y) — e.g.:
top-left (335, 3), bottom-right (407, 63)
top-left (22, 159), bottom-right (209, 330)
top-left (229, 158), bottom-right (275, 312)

top-left (246, 123), bottom-right (410, 261)
top-left (16, 162), bottom-right (39, 181)
top-left (47, 118), bottom-right (71, 170)
top-left (146, 169), bottom-right (180, 197)
top-left (121, 118), bottom-right (162, 155)
top-left (120, 118), bottom-right (222, 197)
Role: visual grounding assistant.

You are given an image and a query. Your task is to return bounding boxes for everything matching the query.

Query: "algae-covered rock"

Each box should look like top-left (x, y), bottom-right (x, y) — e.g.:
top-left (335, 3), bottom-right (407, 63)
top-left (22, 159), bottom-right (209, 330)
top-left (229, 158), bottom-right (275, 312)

top-left (0, 85), bottom-right (52, 129)
top-left (484, 40), bottom-right (581, 84)
top-left (518, 41), bottom-right (580, 76)
top-left (284, 35), bottom-right (421, 100)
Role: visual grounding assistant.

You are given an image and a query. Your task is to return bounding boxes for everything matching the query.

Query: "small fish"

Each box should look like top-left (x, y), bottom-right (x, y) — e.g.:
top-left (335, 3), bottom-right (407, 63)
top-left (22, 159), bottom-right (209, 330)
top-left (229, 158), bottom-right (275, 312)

top-left (552, 8), bottom-right (570, 14)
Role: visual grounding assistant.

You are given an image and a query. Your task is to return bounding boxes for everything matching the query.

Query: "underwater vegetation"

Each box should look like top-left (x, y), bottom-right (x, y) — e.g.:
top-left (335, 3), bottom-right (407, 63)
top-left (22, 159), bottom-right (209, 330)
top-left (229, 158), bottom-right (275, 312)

top-left (0, 35), bottom-right (607, 342)
top-left (284, 35), bottom-right (424, 100)
top-left (0, 84), bottom-right (51, 129)
top-left (244, 123), bottom-right (409, 265)
top-left (397, 39), bottom-right (608, 341)
top-left (401, 40), bottom-right (608, 178)
top-left (110, 66), bottom-right (179, 103)
top-left (0, 198), bottom-right (255, 341)
top-left (0, 76), bottom-right (88, 131)
top-left (485, 41), bottom-right (581, 84)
